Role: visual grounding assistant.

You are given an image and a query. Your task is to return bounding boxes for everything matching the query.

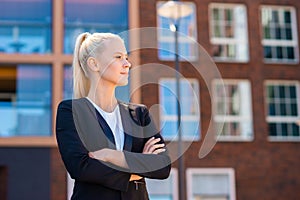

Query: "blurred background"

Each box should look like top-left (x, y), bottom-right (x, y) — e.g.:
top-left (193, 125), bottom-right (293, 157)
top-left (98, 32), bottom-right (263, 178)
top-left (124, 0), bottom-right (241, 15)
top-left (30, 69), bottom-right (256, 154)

top-left (0, 0), bottom-right (299, 199)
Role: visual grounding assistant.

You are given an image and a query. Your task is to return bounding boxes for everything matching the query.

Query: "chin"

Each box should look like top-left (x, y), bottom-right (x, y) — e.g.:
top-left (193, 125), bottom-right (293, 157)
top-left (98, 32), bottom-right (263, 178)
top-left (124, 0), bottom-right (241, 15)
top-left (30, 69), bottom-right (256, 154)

top-left (117, 80), bottom-right (129, 86)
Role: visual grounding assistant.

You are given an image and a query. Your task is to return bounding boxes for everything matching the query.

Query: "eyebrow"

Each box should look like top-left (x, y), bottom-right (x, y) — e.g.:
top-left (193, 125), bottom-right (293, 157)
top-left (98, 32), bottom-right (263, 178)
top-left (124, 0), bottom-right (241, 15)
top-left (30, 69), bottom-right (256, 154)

top-left (114, 52), bottom-right (128, 56)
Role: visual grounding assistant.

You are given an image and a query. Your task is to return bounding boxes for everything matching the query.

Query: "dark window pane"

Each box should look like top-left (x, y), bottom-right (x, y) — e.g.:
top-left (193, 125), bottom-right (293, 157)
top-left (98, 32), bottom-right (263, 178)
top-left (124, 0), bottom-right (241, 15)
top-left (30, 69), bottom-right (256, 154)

top-left (0, 0), bottom-right (52, 54)
top-left (286, 27), bottom-right (292, 40)
top-left (269, 123), bottom-right (277, 136)
top-left (279, 86), bottom-right (285, 98)
top-left (268, 103), bottom-right (276, 116)
top-left (264, 27), bottom-right (271, 39)
top-left (272, 10), bottom-right (279, 23)
top-left (291, 103), bottom-right (298, 116)
top-left (292, 124), bottom-right (300, 136)
top-left (287, 47), bottom-right (295, 59)
top-left (289, 86), bottom-right (296, 98)
top-left (276, 46), bottom-right (283, 59)
top-left (284, 11), bottom-right (291, 23)
top-left (275, 27), bottom-right (281, 39)
top-left (281, 123), bottom-right (288, 136)
top-left (264, 46), bottom-right (272, 58)
top-left (280, 103), bottom-right (286, 116)
top-left (267, 85), bottom-right (275, 98)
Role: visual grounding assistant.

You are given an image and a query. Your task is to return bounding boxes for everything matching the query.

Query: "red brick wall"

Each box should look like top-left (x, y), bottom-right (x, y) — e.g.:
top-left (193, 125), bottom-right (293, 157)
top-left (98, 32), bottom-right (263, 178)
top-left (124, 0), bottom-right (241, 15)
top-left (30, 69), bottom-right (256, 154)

top-left (0, 166), bottom-right (7, 200)
top-left (139, 0), bottom-right (300, 200)
top-left (51, 148), bottom-right (67, 200)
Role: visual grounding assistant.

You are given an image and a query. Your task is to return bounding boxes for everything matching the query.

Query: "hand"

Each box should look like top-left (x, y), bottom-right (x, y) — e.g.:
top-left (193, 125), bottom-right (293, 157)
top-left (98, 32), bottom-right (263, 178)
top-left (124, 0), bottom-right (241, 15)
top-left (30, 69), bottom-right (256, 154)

top-left (143, 137), bottom-right (166, 154)
top-left (88, 148), bottom-right (110, 162)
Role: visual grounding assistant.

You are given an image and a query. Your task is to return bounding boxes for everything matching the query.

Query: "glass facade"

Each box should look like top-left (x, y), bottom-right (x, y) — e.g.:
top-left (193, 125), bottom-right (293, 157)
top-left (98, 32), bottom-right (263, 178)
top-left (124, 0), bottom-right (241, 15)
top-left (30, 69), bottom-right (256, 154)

top-left (64, 0), bottom-right (128, 54)
top-left (157, 1), bottom-right (198, 61)
top-left (0, 65), bottom-right (52, 136)
top-left (159, 78), bottom-right (200, 140)
top-left (0, 0), bottom-right (129, 138)
top-left (0, 0), bottom-right (52, 54)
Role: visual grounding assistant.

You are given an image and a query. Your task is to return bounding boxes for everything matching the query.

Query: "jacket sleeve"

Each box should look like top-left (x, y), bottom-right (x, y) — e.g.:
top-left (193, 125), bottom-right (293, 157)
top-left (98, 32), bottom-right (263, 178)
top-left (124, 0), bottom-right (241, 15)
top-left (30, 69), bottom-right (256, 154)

top-left (124, 105), bottom-right (171, 179)
top-left (56, 100), bottom-right (131, 192)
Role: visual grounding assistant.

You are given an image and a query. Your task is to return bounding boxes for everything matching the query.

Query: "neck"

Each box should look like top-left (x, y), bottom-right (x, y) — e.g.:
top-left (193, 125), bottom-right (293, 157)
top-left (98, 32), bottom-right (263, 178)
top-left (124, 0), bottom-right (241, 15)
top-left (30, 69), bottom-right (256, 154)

top-left (87, 79), bottom-right (117, 112)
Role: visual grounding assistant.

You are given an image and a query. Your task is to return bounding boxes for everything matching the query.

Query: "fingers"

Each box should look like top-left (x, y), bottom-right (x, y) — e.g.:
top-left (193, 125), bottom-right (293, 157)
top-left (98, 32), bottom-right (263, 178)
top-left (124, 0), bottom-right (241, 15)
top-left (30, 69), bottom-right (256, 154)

top-left (143, 137), bottom-right (166, 154)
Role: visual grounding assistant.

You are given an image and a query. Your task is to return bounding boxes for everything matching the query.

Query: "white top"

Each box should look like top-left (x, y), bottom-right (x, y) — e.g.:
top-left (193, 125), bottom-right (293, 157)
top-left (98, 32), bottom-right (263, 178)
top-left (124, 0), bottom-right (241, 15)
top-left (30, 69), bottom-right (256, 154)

top-left (86, 97), bottom-right (125, 151)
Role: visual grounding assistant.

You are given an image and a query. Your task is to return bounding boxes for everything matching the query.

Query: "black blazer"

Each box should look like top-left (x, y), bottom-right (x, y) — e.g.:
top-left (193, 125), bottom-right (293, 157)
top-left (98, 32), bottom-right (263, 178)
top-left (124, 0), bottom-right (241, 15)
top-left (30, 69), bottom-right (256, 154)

top-left (56, 98), bottom-right (171, 200)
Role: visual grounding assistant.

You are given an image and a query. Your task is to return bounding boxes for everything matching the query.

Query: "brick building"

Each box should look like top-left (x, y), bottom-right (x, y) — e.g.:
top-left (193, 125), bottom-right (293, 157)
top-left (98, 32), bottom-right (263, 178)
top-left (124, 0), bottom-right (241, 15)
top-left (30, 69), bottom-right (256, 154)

top-left (0, 0), bottom-right (299, 200)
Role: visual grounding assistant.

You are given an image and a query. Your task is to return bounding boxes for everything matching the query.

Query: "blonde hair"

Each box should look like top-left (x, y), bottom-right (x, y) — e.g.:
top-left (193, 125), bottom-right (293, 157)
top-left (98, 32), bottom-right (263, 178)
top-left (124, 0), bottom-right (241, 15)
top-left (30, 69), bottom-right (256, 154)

top-left (72, 32), bottom-right (124, 98)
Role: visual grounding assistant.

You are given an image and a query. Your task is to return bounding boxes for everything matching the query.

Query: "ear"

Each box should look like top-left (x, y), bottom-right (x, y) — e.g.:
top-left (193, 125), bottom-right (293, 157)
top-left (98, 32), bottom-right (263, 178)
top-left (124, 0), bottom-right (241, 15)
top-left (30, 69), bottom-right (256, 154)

top-left (87, 57), bottom-right (100, 72)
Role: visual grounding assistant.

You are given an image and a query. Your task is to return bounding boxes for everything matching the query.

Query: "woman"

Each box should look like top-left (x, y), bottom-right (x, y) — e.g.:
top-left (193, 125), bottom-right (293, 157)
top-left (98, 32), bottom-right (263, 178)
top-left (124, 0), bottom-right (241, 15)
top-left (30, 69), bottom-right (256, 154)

top-left (56, 32), bottom-right (171, 200)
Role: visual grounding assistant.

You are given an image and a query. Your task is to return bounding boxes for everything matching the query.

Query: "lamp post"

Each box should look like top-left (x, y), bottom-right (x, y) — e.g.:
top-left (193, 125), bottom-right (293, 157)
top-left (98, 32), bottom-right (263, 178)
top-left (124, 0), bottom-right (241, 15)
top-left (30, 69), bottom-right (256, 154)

top-left (157, 1), bottom-right (193, 200)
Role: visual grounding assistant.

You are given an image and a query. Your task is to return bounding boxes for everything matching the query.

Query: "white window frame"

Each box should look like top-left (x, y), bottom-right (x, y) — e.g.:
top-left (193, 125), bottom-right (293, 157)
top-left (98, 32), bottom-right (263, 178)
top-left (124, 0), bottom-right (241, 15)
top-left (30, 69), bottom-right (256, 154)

top-left (260, 6), bottom-right (299, 64)
top-left (186, 168), bottom-right (236, 200)
top-left (156, 1), bottom-right (198, 61)
top-left (264, 80), bottom-right (300, 142)
top-left (212, 79), bottom-right (253, 142)
top-left (209, 3), bottom-right (249, 62)
top-left (146, 168), bottom-right (178, 200)
top-left (159, 78), bottom-right (200, 141)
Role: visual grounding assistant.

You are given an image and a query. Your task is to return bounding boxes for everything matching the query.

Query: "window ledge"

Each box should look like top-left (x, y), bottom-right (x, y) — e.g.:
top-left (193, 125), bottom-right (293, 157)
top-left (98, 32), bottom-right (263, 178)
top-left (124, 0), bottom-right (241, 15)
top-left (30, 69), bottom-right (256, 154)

top-left (216, 136), bottom-right (253, 142)
top-left (0, 136), bottom-right (57, 147)
top-left (268, 136), bottom-right (300, 142)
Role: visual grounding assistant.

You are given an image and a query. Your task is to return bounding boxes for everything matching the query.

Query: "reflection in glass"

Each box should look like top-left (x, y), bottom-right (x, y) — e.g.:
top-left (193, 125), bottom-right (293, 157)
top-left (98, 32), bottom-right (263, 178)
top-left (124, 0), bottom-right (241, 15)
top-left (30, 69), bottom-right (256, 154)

top-left (159, 78), bottom-right (200, 140)
top-left (64, 0), bottom-right (128, 54)
top-left (0, 65), bottom-right (51, 137)
top-left (0, 0), bottom-right (52, 53)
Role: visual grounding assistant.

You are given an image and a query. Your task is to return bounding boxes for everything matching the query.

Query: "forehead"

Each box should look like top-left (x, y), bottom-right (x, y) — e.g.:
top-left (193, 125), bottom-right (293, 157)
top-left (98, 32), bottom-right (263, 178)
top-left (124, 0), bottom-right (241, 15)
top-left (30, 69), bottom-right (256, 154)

top-left (103, 38), bottom-right (127, 54)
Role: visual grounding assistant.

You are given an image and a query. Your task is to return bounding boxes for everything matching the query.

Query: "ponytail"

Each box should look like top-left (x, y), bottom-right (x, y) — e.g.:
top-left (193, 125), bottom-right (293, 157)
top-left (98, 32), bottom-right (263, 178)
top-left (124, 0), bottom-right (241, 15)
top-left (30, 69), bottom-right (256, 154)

top-left (73, 32), bottom-right (91, 99)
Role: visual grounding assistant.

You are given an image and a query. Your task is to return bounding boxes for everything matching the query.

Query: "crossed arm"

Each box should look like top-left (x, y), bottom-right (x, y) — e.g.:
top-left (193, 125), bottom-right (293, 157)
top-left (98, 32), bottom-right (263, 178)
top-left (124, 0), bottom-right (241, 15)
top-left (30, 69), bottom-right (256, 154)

top-left (89, 137), bottom-right (166, 181)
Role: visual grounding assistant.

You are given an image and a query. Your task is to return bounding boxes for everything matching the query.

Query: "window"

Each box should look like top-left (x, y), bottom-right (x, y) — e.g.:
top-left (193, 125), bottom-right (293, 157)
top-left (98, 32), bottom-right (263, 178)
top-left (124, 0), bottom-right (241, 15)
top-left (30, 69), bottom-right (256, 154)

top-left (186, 168), bottom-right (236, 200)
top-left (64, 0), bottom-right (128, 54)
top-left (261, 6), bottom-right (299, 63)
top-left (0, 65), bottom-right (52, 137)
top-left (0, 0), bottom-right (52, 53)
top-left (156, 1), bottom-right (198, 61)
top-left (159, 78), bottom-right (200, 141)
top-left (209, 3), bottom-right (248, 62)
top-left (213, 80), bottom-right (253, 141)
top-left (265, 81), bottom-right (300, 140)
top-left (146, 168), bottom-right (178, 200)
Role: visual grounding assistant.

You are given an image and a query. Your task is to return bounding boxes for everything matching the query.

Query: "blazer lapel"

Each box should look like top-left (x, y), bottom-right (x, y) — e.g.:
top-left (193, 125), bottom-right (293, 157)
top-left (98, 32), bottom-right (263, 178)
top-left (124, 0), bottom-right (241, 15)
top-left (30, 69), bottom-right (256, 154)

top-left (119, 102), bottom-right (133, 152)
top-left (73, 98), bottom-right (117, 151)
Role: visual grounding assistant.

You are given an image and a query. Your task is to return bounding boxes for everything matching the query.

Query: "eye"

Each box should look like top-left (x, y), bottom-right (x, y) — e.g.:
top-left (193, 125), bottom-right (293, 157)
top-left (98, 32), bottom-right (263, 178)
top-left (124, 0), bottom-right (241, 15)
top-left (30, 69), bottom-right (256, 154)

top-left (115, 55), bottom-right (122, 59)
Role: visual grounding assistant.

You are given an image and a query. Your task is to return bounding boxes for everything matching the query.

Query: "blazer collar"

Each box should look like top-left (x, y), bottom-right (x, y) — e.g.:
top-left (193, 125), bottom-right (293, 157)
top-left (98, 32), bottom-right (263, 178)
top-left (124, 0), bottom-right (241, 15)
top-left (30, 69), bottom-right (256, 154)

top-left (80, 98), bottom-right (133, 152)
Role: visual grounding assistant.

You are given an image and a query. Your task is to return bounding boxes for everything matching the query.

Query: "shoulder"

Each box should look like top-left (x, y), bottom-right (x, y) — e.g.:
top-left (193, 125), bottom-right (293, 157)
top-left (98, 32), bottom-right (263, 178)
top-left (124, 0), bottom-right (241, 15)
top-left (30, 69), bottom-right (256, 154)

top-left (57, 98), bottom-right (87, 110)
top-left (118, 100), bottom-right (150, 126)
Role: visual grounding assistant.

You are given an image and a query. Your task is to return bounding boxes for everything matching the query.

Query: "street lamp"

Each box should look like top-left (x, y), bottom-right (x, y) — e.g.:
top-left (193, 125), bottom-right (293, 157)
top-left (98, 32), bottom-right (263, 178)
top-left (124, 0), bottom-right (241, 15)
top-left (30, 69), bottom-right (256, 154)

top-left (157, 1), bottom-right (193, 200)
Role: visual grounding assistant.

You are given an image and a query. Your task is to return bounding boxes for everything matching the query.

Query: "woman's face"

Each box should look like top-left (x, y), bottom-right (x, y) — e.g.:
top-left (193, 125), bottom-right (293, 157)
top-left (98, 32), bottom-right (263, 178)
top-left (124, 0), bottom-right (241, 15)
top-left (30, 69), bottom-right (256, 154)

top-left (96, 38), bottom-right (131, 86)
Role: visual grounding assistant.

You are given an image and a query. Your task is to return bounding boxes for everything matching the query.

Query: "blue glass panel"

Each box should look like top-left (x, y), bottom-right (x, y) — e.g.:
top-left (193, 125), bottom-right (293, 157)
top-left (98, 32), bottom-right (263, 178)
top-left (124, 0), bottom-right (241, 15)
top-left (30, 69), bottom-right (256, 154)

top-left (63, 65), bottom-right (73, 99)
top-left (64, 0), bottom-right (128, 54)
top-left (0, 0), bottom-right (52, 53)
top-left (0, 65), bottom-right (52, 137)
top-left (149, 195), bottom-right (173, 200)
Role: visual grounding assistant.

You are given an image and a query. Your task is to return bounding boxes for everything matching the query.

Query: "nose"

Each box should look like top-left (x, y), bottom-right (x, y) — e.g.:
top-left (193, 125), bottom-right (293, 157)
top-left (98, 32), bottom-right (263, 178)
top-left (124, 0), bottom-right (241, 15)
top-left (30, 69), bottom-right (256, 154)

top-left (123, 59), bottom-right (131, 69)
